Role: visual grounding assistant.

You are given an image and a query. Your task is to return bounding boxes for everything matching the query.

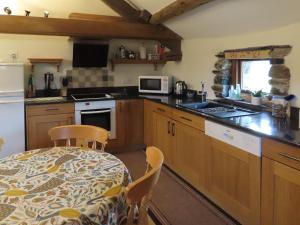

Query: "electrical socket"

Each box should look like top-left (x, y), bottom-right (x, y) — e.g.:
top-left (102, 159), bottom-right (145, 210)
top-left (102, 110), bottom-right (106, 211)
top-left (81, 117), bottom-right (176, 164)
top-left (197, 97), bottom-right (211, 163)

top-left (9, 51), bottom-right (18, 61)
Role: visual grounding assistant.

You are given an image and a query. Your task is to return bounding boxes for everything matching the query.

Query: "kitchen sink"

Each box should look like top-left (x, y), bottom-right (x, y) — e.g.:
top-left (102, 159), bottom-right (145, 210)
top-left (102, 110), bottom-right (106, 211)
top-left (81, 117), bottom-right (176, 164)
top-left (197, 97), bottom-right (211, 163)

top-left (178, 101), bottom-right (259, 118)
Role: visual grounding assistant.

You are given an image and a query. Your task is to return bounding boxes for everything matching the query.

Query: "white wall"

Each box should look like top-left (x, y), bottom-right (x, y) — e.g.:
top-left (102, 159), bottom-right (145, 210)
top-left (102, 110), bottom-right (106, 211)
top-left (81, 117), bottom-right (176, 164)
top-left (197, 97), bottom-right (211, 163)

top-left (164, 22), bottom-right (300, 106)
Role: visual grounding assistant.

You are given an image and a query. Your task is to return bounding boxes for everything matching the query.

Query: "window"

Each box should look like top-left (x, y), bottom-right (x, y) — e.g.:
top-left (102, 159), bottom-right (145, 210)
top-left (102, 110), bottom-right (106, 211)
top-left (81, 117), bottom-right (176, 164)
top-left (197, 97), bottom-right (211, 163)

top-left (240, 60), bottom-right (271, 93)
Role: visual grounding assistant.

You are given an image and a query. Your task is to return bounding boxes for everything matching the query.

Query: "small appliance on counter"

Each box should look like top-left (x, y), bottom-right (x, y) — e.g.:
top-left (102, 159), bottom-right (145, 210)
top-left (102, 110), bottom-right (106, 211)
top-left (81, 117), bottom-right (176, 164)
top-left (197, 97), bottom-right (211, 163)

top-left (174, 81), bottom-right (188, 96)
top-left (60, 77), bottom-right (69, 97)
top-left (139, 75), bottom-right (172, 94)
top-left (44, 72), bottom-right (54, 96)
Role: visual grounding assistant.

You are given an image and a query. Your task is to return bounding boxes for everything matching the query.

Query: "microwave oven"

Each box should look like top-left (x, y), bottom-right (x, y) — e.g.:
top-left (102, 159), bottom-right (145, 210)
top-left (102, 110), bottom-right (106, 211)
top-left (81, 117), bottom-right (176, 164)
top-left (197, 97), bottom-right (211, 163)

top-left (139, 76), bottom-right (172, 94)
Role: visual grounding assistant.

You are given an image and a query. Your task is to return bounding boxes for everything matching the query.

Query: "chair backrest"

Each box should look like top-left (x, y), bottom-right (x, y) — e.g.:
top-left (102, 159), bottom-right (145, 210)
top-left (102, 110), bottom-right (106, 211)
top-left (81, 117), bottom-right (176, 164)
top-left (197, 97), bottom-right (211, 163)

top-left (0, 138), bottom-right (4, 150)
top-left (125, 146), bottom-right (164, 205)
top-left (48, 125), bottom-right (109, 151)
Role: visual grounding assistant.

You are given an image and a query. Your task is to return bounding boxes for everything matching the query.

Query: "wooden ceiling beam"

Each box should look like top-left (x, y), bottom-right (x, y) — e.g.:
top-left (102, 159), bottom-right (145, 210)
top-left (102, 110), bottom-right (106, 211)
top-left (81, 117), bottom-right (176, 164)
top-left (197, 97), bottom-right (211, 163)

top-left (100, 0), bottom-right (151, 22)
top-left (0, 15), bottom-right (181, 41)
top-left (150, 0), bottom-right (215, 24)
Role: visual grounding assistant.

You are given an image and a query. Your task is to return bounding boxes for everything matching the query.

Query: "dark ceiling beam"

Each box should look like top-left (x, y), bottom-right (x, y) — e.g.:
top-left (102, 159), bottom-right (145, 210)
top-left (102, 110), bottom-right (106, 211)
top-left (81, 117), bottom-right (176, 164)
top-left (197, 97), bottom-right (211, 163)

top-left (150, 0), bottom-right (215, 24)
top-left (0, 15), bottom-right (181, 41)
top-left (100, 0), bottom-right (151, 22)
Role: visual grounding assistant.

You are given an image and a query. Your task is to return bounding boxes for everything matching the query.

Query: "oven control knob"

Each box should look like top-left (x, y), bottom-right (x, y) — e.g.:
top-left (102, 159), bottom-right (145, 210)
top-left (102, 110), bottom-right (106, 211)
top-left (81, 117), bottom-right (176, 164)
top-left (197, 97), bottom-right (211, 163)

top-left (85, 102), bottom-right (90, 106)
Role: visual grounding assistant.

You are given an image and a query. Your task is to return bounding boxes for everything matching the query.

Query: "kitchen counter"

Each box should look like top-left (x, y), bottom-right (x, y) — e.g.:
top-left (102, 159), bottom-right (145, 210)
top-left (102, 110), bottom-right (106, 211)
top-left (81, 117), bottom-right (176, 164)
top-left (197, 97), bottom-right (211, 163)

top-left (25, 91), bottom-right (300, 148)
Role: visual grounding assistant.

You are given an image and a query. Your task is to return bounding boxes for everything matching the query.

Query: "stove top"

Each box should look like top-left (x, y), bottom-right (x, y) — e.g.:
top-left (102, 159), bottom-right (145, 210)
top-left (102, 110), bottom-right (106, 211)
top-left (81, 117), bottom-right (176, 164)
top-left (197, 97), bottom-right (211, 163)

top-left (71, 93), bottom-right (112, 101)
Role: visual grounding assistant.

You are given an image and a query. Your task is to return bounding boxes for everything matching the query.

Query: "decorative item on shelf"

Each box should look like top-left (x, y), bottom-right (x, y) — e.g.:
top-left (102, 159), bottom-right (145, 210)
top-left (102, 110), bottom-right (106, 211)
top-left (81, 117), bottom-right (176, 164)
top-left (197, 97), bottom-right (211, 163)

top-left (119, 45), bottom-right (127, 59)
top-left (139, 43), bottom-right (146, 60)
top-left (25, 10), bottom-right (31, 16)
top-left (128, 50), bottom-right (136, 59)
top-left (44, 10), bottom-right (49, 18)
top-left (4, 7), bottom-right (11, 15)
top-left (251, 90), bottom-right (263, 105)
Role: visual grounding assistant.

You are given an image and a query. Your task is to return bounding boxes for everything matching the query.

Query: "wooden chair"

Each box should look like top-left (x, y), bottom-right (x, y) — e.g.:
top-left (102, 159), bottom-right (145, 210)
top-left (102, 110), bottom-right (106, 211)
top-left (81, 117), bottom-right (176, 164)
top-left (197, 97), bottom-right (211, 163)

top-left (125, 146), bottom-right (164, 225)
top-left (48, 125), bottom-right (109, 151)
top-left (0, 138), bottom-right (4, 150)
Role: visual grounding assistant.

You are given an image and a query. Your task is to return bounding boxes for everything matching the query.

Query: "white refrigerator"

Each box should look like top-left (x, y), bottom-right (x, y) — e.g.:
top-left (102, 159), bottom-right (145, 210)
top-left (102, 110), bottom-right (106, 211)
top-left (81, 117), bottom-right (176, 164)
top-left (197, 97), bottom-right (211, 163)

top-left (0, 63), bottom-right (25, 158)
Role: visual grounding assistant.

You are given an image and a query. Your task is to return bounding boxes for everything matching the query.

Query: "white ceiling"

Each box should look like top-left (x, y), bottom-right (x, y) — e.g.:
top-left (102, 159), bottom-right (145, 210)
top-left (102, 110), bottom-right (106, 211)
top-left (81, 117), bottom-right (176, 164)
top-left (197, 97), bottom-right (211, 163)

top-left (131, 0), bottom-right (300, 38)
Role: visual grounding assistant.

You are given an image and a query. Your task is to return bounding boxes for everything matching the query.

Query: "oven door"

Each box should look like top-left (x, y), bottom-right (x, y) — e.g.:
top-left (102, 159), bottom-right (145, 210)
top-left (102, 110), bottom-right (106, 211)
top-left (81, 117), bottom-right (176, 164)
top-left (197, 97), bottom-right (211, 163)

top-left (139, 78), bottom-right (163, 93)
top-left (77, 108), bottom-right (116, 139)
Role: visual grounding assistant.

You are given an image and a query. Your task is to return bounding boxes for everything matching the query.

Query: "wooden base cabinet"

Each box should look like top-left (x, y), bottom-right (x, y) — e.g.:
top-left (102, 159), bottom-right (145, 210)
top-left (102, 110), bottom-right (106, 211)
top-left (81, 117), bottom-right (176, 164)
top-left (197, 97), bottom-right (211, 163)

top-left (262, 157), bottom-right (300, 225)
top-left (144, 99), bottom-right (155, 146)
top-left (173, 121), bottom-right (207, 192)
top-left (262, 138), bottom-right (300, 225)
top-left (26, 103), bottom-right (74, 150)
top-left (205, 135), bottom-right (261, 225)
top-left (107, 99), bottom-right (144, 152)
top-left (153, 108), bottom-right (207, 192)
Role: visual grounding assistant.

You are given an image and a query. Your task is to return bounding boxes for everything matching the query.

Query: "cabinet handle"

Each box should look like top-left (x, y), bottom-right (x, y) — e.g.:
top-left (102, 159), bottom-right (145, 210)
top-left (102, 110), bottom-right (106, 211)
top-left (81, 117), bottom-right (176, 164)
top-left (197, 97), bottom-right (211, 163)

top-left (279, 152), bottom-right (300, 163)
top-left (157, 107), bottom-right (165, 113)
top-left (168, 121), bottom-right (171, 134)
top-left (46, 108), bottom-right (59, 111)
top-left (180, 116), bottom-right (192, 122)
top-left (172, 123), bottom-right (175, 136)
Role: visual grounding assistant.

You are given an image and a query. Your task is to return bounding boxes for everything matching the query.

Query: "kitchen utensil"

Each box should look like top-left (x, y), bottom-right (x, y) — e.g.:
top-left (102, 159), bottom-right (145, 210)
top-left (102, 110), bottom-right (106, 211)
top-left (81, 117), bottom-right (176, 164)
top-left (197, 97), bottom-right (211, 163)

top-left (174, 81), bottom-right (187, 96)
top-left (44, 72), bottom-right (54, 91)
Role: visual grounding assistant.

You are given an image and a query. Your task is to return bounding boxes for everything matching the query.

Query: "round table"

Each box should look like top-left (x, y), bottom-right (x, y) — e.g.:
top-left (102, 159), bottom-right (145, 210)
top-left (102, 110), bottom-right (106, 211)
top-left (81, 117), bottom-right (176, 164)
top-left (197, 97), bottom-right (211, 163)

top-left (0, 147), bottom-right (131, 225)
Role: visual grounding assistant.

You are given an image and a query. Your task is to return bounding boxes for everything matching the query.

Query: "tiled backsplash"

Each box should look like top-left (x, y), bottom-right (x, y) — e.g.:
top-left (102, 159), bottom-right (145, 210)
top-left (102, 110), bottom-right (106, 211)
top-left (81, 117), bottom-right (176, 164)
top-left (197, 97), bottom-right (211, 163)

top-left (67, 68), bottom-right (114, 88)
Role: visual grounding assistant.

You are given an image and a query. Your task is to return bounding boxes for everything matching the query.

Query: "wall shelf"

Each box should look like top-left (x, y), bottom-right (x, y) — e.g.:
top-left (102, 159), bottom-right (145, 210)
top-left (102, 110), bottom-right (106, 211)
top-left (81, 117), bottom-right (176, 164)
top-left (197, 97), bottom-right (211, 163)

top-left (28, 58), bottom-right (63, 72)
top-left (110, 58), bottom-right (167, 71)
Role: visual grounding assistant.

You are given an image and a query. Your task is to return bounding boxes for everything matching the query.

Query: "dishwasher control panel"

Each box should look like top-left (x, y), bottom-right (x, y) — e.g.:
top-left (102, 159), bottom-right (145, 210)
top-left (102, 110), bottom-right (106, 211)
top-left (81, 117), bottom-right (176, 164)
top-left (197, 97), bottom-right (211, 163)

top-left (205, 120), bottom-right (261, 157)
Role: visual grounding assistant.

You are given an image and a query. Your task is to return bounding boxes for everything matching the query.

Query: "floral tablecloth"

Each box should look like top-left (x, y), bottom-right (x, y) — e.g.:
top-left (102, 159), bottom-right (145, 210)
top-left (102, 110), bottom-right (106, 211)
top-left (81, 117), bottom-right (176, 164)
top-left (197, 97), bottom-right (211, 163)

top-left (0, 147), bottom-right (130, 225)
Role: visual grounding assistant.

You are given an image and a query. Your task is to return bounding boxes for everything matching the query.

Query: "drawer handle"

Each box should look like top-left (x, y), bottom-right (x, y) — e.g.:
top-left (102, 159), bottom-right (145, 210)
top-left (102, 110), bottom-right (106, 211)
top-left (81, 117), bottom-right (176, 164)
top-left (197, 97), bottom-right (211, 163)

top-left (46, 108), bottom-right (59, 111)
top-left (157, 107), bottom-right (165, 113)
top-left (168, 121), bottom-right (171, 134)
top-left (180, 116), bottom-right (192, 122)
top-left (279, 152), bottom-right (300, 163)
top-left (172, 123), bottom-right (175, 136)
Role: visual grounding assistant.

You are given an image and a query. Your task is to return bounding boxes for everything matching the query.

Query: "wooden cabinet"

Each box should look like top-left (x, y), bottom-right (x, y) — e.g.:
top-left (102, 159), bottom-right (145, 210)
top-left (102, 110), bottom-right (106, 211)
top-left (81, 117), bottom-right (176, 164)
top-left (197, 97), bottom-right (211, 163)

top-left (153, 112), bottom-right (174, 167)
top-left (107, 99), bottom-right (144, 152)
top-left (26, 103), bottom-right (74, 150)
top-left (262, 138), bottom-right (300, 225)
top-left (174, 121), bottom-right (207, 192)
top-left (144, 99), bottom-right (155, 146)
top-left (205, 135), bottom-right (261, 225)
top-left (152, 105), bottom-right (207, 191)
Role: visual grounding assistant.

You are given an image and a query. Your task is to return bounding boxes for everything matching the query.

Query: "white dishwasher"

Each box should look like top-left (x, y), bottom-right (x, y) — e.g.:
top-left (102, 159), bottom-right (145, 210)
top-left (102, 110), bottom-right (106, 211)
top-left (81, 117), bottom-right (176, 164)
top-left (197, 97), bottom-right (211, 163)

top-left (205, 120), bottom-right (261, 157)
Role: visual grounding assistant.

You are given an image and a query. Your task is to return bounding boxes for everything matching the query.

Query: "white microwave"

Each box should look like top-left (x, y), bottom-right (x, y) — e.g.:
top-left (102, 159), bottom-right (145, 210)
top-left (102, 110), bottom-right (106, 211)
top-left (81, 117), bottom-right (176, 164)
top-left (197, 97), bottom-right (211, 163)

top-left (139, 76), bottom-right (172, 94)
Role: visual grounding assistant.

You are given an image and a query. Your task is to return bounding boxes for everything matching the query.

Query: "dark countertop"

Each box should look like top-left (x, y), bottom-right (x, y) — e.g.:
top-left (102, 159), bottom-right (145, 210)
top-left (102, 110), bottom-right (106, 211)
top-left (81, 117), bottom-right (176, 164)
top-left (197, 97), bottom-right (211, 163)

top-left (25, 90), bottom-right (300, 148)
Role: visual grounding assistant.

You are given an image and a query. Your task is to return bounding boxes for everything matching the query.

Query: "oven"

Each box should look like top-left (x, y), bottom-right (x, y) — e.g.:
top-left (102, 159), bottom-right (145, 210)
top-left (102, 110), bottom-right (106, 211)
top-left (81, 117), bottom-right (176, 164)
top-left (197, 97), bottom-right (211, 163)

top-left (75, 100), bottom-right (116, 139)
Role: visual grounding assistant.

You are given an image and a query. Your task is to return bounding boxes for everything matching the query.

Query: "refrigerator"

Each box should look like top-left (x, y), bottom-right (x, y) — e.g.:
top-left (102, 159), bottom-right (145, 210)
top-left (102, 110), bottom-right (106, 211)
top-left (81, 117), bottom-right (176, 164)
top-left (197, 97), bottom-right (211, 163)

top-left (0, 63), bottom-right (25, 158)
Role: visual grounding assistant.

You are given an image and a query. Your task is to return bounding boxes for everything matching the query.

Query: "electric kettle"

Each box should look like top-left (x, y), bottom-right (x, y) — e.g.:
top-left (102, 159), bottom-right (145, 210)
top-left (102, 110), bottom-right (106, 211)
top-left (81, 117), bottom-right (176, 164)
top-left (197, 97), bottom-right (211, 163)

top-left (174, 81), bottom-right (188, 96)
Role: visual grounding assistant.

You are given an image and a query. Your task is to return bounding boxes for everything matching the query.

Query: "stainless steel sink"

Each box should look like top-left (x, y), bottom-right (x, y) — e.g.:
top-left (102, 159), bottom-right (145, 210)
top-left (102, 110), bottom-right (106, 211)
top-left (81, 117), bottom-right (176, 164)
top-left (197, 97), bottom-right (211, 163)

top-left (178, 101), bottom-right (259, 118)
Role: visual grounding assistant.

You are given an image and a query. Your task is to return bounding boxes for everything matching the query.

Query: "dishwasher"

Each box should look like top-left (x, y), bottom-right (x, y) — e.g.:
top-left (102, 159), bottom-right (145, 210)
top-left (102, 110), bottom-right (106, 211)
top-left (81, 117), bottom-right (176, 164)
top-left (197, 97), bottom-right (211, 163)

top-left (205, 120), bottom-right (261, 157)
top-left (204, 120), bottom-right (261, 225)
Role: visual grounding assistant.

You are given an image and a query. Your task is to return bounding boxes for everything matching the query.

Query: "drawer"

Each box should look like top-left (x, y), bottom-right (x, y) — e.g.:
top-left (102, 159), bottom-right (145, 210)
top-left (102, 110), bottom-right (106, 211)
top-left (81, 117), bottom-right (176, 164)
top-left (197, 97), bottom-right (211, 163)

top-left (27, 103), bottom-right (74, 116)
top-left (152, 102), bottom-right (172, 118)
top-left (205, 120), bottom-right (261, 156)
top-left (263, 138), bottom-right (300, 171)
top-left (172, 108), bottom-right (205, 131)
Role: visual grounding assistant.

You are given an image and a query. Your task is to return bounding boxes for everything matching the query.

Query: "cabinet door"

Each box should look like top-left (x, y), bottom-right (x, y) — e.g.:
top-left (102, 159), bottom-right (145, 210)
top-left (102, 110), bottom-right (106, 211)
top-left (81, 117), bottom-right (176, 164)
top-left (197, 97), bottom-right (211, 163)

top-left (262, 157), bottom-right (300, 225)
top-left (124, 99), bottom-right (144, 146)
top-left (144, 100), bottom-right (155, 146)
top-left (153, 112), bottom-right (173, 167)
top-left (107, 100), bottom-right (126, 149)
top-left (174, 121), bottom-right (207, 192)
top-left (206, 135), bottom-right (260, 225)
top-left (27, 113), bottom-right (74, 150)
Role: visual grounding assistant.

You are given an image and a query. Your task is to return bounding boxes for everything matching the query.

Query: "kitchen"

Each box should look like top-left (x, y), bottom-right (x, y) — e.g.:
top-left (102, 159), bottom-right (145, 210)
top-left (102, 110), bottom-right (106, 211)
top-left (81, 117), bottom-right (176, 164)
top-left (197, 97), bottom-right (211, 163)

top-left (1, 0), bottom-right (300, 225)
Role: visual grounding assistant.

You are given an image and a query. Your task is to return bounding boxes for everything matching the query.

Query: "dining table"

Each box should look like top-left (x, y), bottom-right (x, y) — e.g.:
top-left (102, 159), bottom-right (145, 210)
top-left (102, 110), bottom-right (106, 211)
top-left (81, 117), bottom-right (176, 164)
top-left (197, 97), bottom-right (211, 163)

top-left (0, 147), bottom-right (131, 225)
